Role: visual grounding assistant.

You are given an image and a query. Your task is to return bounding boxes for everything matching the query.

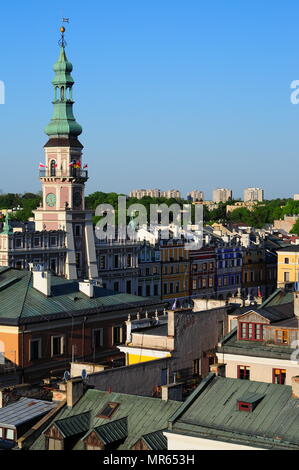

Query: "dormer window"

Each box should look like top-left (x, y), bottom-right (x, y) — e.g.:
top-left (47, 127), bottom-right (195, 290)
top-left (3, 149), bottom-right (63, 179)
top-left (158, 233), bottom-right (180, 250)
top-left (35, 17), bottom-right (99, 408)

top-left (238, 401), bottom-right (252, 412)
top-left (239, 322), bottom-right (264, 341)
top-left (237, 394), bottom-right (265, 412)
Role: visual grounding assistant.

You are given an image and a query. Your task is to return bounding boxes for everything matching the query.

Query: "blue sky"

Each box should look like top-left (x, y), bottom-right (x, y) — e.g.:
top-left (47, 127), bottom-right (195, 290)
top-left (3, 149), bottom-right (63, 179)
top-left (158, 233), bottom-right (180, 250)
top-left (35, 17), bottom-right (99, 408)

top-left (1, 0), bottom-right (299, 199)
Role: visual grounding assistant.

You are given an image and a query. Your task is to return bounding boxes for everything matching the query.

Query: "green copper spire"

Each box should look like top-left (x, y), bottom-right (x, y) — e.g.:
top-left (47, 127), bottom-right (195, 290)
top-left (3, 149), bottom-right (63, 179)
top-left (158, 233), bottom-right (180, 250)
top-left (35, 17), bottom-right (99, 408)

top-left (45, 31), bottom-right (82, 138)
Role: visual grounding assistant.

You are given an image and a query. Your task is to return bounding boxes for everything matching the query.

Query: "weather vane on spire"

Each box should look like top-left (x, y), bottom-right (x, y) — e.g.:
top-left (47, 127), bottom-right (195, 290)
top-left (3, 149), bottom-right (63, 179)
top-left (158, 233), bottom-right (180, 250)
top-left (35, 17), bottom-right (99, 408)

top-left (59, 18), bottom-right (70, 48)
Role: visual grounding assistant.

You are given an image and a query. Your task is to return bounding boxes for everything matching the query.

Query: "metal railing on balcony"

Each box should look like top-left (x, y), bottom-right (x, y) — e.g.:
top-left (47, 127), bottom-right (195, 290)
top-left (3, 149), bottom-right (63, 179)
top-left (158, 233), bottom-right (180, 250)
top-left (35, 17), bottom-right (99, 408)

top-left (39, 169), bottom-right (88, 179)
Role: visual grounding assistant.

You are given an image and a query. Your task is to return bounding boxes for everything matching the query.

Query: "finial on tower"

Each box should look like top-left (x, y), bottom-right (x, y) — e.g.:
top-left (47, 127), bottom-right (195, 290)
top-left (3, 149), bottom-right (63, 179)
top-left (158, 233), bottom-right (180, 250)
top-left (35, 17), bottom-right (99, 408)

top-left (59, 18), bottom-right (70, 48)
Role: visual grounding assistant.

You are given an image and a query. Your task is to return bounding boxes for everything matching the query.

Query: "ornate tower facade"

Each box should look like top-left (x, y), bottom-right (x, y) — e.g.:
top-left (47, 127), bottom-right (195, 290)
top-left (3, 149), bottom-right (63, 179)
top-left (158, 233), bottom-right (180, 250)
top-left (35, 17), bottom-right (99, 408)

top-left (34, 29), bottom-right (98, 280)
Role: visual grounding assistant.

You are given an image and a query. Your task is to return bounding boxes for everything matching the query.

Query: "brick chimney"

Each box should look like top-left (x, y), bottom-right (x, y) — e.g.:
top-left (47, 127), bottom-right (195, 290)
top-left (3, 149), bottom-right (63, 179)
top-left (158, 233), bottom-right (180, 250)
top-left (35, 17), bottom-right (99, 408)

top-left (291, 376), bottom-right (299, 398)
top-left (66, 378), bottom-right (84, 407)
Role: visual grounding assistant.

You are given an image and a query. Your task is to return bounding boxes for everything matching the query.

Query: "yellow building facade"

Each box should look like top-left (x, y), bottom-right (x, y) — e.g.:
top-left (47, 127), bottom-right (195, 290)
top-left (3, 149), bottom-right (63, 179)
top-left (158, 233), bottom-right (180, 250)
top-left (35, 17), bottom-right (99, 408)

top-left (277, 248), bottom-right (299, 288)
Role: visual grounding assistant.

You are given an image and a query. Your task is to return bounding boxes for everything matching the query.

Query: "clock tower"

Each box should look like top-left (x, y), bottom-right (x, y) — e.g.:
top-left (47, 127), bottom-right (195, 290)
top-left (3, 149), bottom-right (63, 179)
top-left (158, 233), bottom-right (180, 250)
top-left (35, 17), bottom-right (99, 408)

top-left (34, 27), bottom-right (98, 280)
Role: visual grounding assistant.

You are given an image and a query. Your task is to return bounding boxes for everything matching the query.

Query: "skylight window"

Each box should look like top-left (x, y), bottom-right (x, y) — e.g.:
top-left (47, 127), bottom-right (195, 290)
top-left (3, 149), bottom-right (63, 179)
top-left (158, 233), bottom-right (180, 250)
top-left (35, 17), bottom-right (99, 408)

top-left (97, 402), bottom-right (119, 419)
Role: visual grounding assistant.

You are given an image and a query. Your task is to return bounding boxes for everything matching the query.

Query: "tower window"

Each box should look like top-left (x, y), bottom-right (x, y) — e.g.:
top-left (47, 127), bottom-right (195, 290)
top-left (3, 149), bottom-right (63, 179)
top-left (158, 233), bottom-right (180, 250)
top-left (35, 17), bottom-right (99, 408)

top-left (50, 160), bottom-right (56, 177)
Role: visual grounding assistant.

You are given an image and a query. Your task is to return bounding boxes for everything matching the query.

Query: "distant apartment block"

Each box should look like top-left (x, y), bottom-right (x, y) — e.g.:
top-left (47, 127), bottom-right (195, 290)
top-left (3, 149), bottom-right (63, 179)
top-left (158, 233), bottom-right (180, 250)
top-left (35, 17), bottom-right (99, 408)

top-left (160, 189), bottom-right (181, 199)
top-left (243, 187), bottom-right (264, 202)
top-left (212, 188), bottom-right (232, 203)
top-left (129, 189), bottom-right (181, 199)
top-left (129, 189), bottom-right (161, 199)
top-left (187, 190), bottom-right (204, 202)
top-left (294, 194), bottom-right (299, 201)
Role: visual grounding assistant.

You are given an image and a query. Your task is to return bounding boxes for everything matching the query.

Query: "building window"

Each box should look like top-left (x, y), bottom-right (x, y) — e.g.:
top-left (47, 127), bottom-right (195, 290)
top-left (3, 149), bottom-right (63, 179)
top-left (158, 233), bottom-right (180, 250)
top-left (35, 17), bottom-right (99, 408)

top-left (113, 326), bottom-right (123, 345)
top-left (202, 278), bottom-right (207, 288)
top-left (15, 238), bottom-right (22, 248)
top-left (127, 254), bottom-right (132, 267)
top-left (284, 272), bottom-right (290, 282)
top-left (50, 236), bottom-right (57, 246)
top-left (154, 284), bottom-right (158, 296)
top-left (284, 258), bottom-right (289, 264)
top-left (51, 336), bottom-right (64, 357)
top-left (48, 438), bottom-right (63, 450)
top-left (50, 160), bottom-right (56, 177)
top-left (126, 280), bottom-right (131, 294)
top-left (114, 255), bottom-right (119, 269)
top-left (163, 283), bottom-right (168, 295)
top-left (192, 280), bottom-right (197, 290)
top-left (30, 339), bottom-right (41, 361)
top-left (5, 429), bottom-right (15, 441)
top-left (273, 369), bottom-right (286, 385)
top-left (99, 255), bottom-right (106, 270)
top-left (239, 322), bottom-right (264, 341)
top-left (146, 285), bottom-right (151, 296)
top-left (75, 225), bottom-right (82, 237)
top-left (93, 329), bottom-right (104, 349)
top-left (238, 365), bottom-right (250, 380)
top-left (113, 282), bottom-right (119, 292)
top-left (218, 278), bottom-right (222, 287)
top-left (275, 329), bottom-right (289, 345)
top-left (34, 237), bottom-right (41, 247)
top-left (209, 277), bottom-right (213, 287)
top-left (193, 359), bottom-right (200, 376)
top-left (75, 253), bottom-right (81, 268)
top-left (138, 286), bottom-right (143, 296)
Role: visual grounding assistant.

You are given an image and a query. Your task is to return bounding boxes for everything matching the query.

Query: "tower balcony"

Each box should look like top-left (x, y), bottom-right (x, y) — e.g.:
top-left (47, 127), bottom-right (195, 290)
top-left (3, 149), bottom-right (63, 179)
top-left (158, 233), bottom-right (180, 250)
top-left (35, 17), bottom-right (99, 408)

top-left (39, 168), bottom-right (88, 181)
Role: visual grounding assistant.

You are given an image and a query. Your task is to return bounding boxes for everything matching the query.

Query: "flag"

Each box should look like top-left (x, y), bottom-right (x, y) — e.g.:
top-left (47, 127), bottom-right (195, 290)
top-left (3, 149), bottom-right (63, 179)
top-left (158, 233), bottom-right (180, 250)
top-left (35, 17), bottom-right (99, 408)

top-left (83, 164), bottom-right (88, 169)
top-left (172, 298), bottom-right (177, 310)
top-left (69, 160), bottom-right (76, 166)
top-left (39, 163), bottom-right (47, 168)
top-left (257, 286), bottom-right (262, 298)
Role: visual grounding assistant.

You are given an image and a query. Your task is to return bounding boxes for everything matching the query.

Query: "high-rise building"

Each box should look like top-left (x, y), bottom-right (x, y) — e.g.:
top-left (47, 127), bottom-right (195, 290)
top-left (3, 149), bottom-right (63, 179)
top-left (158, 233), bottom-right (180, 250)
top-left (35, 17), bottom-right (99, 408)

top-left (129, 189), bottom-right (160, 199)
top-left (129, 189), bottom-right (181, 199)
top-left (187, 190), bottom-right (204, 202)
top-left (243, 188), bottom-right (264, 202)
top-left (160, 189), bottom-right (181, 199)
top-left (212, 188), bottom-right (232, 203)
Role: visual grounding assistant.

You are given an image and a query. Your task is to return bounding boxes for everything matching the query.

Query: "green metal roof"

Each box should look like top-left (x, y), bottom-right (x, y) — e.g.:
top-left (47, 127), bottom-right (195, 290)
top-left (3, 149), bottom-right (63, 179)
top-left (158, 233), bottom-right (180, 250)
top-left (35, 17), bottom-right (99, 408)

top-left (141, 430), bottom-right (167, 450)
top-left (30, 389), bottom-right (181, 450)
top-left (0, 268), bottom-right (158, 325)
top-left (169, 374), bottom-right (299, 450)
top-left (93, 417), bottom-right (128, 445)
top-left (55, 411), bottom-right (91, 438)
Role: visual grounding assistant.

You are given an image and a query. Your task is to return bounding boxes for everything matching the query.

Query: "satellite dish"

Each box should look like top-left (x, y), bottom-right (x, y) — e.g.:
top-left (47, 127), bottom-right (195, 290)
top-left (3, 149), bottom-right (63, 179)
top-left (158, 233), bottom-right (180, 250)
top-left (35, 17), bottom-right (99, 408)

top-left (63, 371), bottom-right (70, 382)
top-left (81, 369), bottom-right (87, 380)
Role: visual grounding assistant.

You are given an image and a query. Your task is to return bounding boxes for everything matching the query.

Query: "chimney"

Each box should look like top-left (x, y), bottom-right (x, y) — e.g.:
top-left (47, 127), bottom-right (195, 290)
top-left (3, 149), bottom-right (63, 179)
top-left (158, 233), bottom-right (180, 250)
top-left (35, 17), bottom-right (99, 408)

top-left (32, 269), bottom-right (51, 297)
top-left (125, 314), bottom-right (132, 344)
top-left (161, 383), bottom-right (183, 401)
top-left (294, 286), bottom-right (299, 318)
top-left (66, 378), bottom-right (84, 407)
top-left (79, 280), bottom-right (94, 298)
top-left (167, 310), bottom-right (175, 337)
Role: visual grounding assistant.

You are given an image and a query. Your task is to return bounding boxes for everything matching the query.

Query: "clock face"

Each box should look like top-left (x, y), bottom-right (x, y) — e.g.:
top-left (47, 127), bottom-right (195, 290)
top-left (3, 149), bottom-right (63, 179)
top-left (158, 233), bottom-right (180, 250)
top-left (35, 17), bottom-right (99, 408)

top-left (46, 193), bottom-right (56, 207)
top-left (73, 191), bottom-right (82, 208)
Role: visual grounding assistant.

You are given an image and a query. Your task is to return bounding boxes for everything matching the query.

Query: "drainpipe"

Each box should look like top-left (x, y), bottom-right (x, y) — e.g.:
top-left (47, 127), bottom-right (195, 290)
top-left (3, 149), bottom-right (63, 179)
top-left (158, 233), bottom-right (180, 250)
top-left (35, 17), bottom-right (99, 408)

top-left (82, 316), bottom-right (87, 361)
top-left (21, 325), bottom-right (25, 384)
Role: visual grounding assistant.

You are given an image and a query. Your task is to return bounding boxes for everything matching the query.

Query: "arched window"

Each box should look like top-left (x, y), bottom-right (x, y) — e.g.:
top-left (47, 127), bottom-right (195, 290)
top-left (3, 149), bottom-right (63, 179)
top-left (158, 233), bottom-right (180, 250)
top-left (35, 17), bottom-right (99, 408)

top-left (60, 86), bottom-right (65, 101)
top-left (50, 160), bottom-right (56, 177)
